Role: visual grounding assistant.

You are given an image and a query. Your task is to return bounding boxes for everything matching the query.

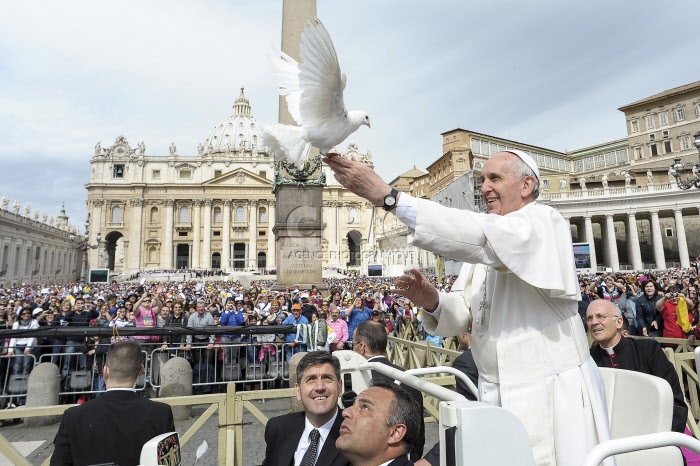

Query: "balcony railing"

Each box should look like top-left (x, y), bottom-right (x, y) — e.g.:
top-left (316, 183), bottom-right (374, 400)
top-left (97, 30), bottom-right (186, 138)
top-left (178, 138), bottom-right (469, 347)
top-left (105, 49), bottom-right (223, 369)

top-left (539, 182), bottom-right (676, 201)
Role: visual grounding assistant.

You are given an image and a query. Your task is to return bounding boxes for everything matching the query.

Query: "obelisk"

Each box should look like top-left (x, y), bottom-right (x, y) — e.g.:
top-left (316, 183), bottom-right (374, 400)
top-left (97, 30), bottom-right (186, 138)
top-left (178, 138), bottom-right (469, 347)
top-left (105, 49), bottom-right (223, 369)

top-left (273, 0), bottom-right (326, 289)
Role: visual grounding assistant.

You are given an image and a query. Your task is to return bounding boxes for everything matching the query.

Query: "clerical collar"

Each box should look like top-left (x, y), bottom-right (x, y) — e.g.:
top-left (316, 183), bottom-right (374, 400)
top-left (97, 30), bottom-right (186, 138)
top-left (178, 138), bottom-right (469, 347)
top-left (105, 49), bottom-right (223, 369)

top-left (600, 334), bottom-right (623, 355)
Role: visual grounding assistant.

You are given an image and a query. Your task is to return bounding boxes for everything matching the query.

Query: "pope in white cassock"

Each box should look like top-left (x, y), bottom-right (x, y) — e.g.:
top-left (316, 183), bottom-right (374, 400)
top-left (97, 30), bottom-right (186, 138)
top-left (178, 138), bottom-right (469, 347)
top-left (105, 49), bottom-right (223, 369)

top-left (325, 150), bottom-right (613, 466)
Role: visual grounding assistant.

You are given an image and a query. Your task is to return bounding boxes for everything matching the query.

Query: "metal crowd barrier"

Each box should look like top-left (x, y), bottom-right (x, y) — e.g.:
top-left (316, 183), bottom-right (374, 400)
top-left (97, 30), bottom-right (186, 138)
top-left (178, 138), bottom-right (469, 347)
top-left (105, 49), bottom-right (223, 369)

top-left (148, 342), bottom-right (292, 392)
top-left (0, 339), bottom-right (301, 400)
top-left (0, 353), bottom-right (37, 403)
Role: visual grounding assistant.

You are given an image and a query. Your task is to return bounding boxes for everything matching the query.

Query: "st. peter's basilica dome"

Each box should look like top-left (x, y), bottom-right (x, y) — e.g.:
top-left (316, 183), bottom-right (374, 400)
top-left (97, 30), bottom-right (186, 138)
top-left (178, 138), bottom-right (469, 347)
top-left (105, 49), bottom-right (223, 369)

top-left (198, 87), bottom-right (268, 157)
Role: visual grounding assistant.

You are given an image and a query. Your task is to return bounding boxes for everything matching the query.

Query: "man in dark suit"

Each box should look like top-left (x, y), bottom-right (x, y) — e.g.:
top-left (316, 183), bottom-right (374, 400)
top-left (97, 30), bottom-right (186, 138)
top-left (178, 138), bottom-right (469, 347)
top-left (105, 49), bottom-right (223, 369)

top-left (418, 332), bottom-right (479, 466)
top-left (51, 340), bottom-right (175, 466)
top-left (353, 321), bottom-right (425, 461)
top-left (262, 351), bottom-right (350, 466)
top-left (336, 379), bottom-right (421, 466)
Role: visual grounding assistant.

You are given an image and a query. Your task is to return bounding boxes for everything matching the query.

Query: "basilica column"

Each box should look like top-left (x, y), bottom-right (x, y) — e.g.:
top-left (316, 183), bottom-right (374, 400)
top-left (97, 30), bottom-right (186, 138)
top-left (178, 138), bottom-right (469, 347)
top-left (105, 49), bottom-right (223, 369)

top-left (203, 199), bottom-right (213, 269)
top-left (626, 212), bottom-right (643, 271)
top-left (163, 200), bottom-right (174, 269)
top-left (583, 215), bottom-right (598, 272)
top-left (128, 199), bottom-right (145, 272)
top-left (604, 214), bottom-right (620, 271)
top-left (249, 200), bottom-right (258, 269)
top-left (673, 209), bottom-right (690, 268)
top-left (192, 200), bottom-right (202, 269)
top-left (220, 200), bottom-right (230, 271)
top-left (89, 199), bottom-right (104, 271)
top-left (364, 202), bottom-right (374, 249)
top-left (267, 200), bottom-right (276, 270)
top-left (326, 201), bottom-right (338, 267)
top-left (650, 210), bottom-right (666, 270)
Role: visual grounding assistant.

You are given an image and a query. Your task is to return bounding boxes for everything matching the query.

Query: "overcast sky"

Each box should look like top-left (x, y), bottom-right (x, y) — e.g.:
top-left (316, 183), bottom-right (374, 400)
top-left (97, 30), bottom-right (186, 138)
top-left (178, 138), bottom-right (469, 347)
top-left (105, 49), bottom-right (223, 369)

top-left (1, 0), bottom-right (699, 227)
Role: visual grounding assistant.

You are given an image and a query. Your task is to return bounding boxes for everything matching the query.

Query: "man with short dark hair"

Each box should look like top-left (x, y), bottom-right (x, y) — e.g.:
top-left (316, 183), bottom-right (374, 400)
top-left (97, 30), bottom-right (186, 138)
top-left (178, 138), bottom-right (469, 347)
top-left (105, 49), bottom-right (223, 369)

top-left (336, 379), bottom-right (421, 466)
top-left (51, 341), bottom-right (175, 466)
top-left (353, 321), bottom-right (425, 461)
top-left (61, 296), bottom-right (99, 384)
top-left (262, 351), bottom-right (350, 466)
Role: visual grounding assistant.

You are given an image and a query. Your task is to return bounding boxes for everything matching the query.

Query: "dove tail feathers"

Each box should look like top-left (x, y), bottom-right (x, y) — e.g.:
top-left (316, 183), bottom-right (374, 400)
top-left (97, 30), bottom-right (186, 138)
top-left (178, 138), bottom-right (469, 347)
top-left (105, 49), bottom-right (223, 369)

top-left (259, 122), bottom-right (311, 167)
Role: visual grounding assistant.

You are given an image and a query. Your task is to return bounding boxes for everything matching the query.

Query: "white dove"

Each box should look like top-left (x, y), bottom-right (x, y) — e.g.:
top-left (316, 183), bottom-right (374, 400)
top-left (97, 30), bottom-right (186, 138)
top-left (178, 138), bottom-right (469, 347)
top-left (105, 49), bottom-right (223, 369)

top-left (260, 18), bottom-right (370, 166)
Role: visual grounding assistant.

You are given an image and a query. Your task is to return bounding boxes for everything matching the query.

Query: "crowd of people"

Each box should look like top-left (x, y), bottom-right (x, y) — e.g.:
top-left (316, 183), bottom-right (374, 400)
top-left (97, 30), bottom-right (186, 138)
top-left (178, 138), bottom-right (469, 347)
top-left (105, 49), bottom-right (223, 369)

top-left (578, 262), bottom-right (700, 342)
top-left (0, 266), bottom-right (696, 405)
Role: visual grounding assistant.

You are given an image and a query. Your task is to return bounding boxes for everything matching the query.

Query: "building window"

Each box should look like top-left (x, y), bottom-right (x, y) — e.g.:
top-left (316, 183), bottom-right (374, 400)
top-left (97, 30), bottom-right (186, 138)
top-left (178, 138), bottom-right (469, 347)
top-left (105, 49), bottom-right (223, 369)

top-left (113, 164), bottom-right (125, 178)
top-left (650, 144), bottom-right (658, 156)
top-left (664, 141), bottom-right (672, 153)
top-left (259, 230), bottom-right (266, 236)
top-left (349, 207), bottom-right (358, 224)
top-left (235, 206), bottom-right (245, 222)
top-left (695, 102), bottom-right (700, 117)
top-left (258, 208), bottom-right (267, 223)
top-left (213, 207), bottom-right (222, 223)
top-left (645, 115), bottom-right (655, 130)
top-left (665, 228), bottom-right (673, 237)
top-left (649, 133), bottom-right (655, 141)
top-left (541, 179), bottom-right (550, 190)
top-left (634, 147), bottom-right (643, 159)
top-left (178, 231), bottom-right (187, 237)
top-left (152, 169), bottom-right (161, 179)
top-left (681, 136), bottom-right (691, 150)
top-left (675, 107), bottom-right (686, 122)
top-left (213, 231), bottom-right (221, 237)
top-left (662, 130), bottom-right (669, 138)
top-left (111, 206), bottom-right (122, 223)
top-left (179, 170), bottom-right (191, 179)
top-left (179, 206), bottom-right (190, 223)
top-left (630, 120), bottom-right (639, 133)
top-left (659, 112), bottom-right (668, 126)
top-left (214, 170), bottom-right (222, 177)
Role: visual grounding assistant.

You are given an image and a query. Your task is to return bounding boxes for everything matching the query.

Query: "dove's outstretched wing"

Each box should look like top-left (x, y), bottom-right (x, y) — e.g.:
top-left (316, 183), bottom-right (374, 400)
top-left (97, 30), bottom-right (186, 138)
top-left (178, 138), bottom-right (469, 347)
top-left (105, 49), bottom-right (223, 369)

top-left (270, 18), bottom-right (347, 127)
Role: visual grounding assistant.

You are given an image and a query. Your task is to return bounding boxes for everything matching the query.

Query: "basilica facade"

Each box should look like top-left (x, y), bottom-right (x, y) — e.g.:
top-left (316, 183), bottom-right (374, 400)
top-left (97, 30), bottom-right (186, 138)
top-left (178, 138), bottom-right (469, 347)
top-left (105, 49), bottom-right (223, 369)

top-left (85, 89), bottom-right (376, 275)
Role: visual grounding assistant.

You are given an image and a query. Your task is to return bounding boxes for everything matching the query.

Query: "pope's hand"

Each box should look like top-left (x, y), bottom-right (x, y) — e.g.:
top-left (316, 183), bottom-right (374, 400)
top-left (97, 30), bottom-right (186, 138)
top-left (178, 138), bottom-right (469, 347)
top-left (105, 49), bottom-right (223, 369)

top-left (391, 269), bottom-right (440, 312)
top-left (323, 155), bottom-right (392, 207)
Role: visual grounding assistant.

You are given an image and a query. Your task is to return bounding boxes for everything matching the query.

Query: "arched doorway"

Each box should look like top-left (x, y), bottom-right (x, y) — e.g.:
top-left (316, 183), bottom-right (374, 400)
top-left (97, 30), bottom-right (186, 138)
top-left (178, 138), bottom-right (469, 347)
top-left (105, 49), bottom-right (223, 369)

top-left (257, 252), bottom-right (266, 268)
top-left (347, 230), bottom-right (362, 267)
top-left (212, 252), bottom-right (221, 269)
top-left (103, 231), bottom-right (124, 272)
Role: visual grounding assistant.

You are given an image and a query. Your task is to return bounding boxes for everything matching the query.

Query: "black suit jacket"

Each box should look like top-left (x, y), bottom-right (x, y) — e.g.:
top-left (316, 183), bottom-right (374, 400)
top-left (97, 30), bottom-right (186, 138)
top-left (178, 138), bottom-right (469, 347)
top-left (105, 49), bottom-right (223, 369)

top-left (451, 348), bottom-right (479, 401)
top-left (369, 356), bottom-right (426, 462)
top-left (262, 408), bottom-right (350, 466)
top-left (386, 456), bottom-right (413, 465)
top-left (51, 390), bottom-right (175, 466)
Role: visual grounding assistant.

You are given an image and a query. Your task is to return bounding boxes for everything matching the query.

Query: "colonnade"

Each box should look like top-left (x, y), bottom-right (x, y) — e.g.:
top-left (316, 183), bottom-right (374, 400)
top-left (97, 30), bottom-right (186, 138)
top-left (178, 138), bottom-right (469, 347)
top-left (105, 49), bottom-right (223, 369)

top-left (566, 207), bottom-right (697, 271)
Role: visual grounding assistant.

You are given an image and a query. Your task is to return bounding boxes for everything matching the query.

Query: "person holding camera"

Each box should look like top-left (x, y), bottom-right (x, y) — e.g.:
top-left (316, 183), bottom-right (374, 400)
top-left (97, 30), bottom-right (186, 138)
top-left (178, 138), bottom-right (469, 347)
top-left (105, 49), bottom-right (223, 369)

top-left (656, 286), bottom-right (694, 340)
